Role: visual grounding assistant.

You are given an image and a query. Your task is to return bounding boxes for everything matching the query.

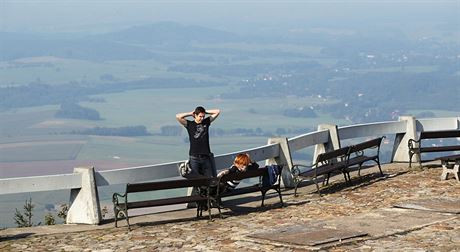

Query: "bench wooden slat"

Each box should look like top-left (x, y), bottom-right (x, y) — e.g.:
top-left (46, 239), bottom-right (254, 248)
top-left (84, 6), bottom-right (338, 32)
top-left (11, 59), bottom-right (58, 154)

top-left (347, 137), bottom-right (384, 177)
top-left (348, 155), bottom-right (376, 166)
top-left (316, 147), bottom-right (349, 163)
top-left (299, 162), bottom-right (348, 178)
top-left (219, 185), bottom-right (261, 197)
top-left (420, 130), bottom-right (460, 139)
top-left (350, 137), bottom-right (383, 153)
top-left (419, 146), bottom-right (460, 153)
top-left (218, 168), bottom-right (266, 182)
top-left (124, 195), bottom-right (207, 209)
top-left (127, 177), bottom-right (212, 193)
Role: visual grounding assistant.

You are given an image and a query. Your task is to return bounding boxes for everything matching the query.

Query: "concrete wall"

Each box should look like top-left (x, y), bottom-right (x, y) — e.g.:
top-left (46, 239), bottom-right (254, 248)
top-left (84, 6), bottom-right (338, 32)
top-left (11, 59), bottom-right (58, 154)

top-left (1, 116), bottom-right (459, 225)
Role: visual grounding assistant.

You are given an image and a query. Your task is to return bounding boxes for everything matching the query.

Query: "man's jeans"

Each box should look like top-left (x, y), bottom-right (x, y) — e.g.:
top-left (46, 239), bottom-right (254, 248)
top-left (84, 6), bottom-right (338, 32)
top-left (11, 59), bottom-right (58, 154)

top-left (186, 155), bottom-right (216, 208)
top-left (188, 155), bottom-right (216, 178)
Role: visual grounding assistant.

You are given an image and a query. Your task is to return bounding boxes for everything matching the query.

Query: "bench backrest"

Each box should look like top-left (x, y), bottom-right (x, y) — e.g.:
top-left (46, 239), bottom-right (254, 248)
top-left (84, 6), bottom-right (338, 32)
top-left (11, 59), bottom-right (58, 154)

top-left (349, 136), bottom-right (384, 154)
top-left (420, 130), bottom-right (460, 140)
top-left (126, 177), bottom-right (213, 193)
top-left (316, 146), bottom-right (350, 164)
top-left (219, 167), bottom-right (267, 183)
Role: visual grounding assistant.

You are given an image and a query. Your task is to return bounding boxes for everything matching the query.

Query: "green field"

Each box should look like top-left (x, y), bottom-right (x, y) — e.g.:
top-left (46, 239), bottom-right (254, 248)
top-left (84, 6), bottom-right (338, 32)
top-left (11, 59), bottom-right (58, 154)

top-left (0, 58), bottom-right (226, 87)
top-left (0, 82), bottom-right (344, 165)
top-left (81, 86), bottom-right (341, 132)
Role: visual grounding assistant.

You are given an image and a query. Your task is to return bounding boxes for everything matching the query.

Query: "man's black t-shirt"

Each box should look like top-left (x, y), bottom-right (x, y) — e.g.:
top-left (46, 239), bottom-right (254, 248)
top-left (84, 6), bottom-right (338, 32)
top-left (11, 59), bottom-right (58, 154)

top-left (185, 117), bottom-right (211, 156)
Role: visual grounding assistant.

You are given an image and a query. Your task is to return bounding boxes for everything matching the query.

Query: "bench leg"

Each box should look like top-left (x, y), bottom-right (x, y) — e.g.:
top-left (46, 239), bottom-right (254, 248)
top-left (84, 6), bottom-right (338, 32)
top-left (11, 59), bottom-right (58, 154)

top-left (376, 160), bottom-right (384, 176)
top-left (313, 177), bottom-right (322, 196)
top-left (207, 199), bottom-right (212, 221)
top-left (197, 201), bottom-right (206, 218)
top-left (277, 188), bottom-right (284, 207)
top-left (114, 206), bottom-right (129, 230)
top-left (408, 151), bottom-right (421, 168)
top-left (342, 171), bottom-right (348, 183)
top-left (343, 170), bottom-right (351, 184)
top-left (408, 151), bottom-right (413, 168)
top-left (217, 201), bottom-right (223, 219)
top-left (261, 190), bottom-right (266, 207)
top-left (216, 197), bottom-right (223, 219)
top-left (323, 174), bottom-right (330, 186)
top-left (113, 206), bottom-right (118, 228)
top-left (126, 212), bottom-right (131, 231)
top-left (294, 182), bottom-right (300, 197)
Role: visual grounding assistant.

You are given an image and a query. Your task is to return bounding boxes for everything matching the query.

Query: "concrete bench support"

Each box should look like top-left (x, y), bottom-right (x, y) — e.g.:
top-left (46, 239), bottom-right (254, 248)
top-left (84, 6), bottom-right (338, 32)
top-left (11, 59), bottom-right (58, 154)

top-left (66, 167), bottom-right (102, 225)
top-left (267, 137), bottom-right (295, 188)
top-left (392, 116), bottom-right (417, 163)
top-left (314, 124), bottom-right (340, 159)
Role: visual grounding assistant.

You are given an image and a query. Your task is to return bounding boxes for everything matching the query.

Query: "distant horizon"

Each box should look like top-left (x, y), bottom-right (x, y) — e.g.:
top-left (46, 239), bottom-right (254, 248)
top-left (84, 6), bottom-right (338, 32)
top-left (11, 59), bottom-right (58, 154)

top-left (1, 1), bottom-right (458, 34)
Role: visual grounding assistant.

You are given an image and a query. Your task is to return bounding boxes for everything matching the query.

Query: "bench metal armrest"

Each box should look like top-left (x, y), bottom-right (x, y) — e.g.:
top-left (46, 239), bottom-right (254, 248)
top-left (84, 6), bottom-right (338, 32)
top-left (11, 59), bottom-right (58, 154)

top-left (351, 150), bottom-right (364, 158)
top-left (408, 138), bottom-right (420, 150)
top-left (112, 192), bottom-right (126, 205)
top-left (291, 163), bottom-right (314, 176)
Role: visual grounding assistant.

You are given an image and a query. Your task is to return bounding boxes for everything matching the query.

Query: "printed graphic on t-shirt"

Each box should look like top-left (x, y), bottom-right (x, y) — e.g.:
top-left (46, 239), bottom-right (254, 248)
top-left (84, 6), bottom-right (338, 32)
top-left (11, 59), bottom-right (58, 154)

top-left (194, 124), bottom-right (207, 139)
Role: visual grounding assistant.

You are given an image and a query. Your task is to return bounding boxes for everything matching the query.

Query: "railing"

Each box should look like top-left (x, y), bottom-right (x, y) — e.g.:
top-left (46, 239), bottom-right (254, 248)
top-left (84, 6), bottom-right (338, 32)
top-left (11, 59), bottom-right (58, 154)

top-left (0, 173), bottom-right (81, 195)
top-left (1, 116), bottom-right (459, 224)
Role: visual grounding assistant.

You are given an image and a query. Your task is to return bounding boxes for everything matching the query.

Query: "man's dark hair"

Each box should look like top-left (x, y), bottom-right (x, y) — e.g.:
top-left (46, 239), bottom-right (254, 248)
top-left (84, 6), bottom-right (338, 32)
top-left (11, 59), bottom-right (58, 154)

top-left (194, 106), bottom-right (206, 115)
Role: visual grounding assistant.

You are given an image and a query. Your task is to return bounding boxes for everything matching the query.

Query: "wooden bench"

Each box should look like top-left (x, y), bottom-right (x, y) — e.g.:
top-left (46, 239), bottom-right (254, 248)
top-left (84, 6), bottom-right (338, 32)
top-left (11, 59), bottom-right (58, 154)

top-left (213, 165), bottom-right (284, 218)
top-left (292, 146), bottom-right (350, 196)
top-left (346, 136), bottom-right (385, 179)
top-left (408, 130), bottom-right (460, 168)
top-left (112, 177), bottom-right (214, 230)
top-left (292, 136), bottom-right (385, 196)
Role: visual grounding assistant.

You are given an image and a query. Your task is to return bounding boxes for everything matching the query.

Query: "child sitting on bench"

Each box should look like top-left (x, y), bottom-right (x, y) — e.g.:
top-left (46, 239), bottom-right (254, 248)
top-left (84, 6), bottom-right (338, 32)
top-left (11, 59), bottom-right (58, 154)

top-left (217, 153), bottom-right (259, 191)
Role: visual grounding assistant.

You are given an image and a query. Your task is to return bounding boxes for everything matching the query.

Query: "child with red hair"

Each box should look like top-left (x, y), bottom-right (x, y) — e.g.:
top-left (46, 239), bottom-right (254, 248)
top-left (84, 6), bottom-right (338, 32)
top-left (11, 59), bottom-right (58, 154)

top-left (217, 153), bottom-right (259, 190)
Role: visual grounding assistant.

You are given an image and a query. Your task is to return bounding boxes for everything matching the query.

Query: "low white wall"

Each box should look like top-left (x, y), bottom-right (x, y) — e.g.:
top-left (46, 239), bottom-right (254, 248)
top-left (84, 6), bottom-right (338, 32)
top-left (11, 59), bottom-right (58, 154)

top-left (416, 117), bottom-right (459, 131)
top-left (0, 173), bottom-right (80, 195)
top-left (338, 120), bottom-right (406, 140)
top-left (2, 116), bottom-right (458, 196)
top-left (1, 116), bottom-right (459, 225)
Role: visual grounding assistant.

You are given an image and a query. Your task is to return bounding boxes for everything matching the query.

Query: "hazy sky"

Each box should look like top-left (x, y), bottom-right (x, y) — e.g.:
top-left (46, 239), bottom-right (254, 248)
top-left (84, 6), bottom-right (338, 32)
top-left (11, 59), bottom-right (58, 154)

top-left (1, 0), bottom-right (459, 33)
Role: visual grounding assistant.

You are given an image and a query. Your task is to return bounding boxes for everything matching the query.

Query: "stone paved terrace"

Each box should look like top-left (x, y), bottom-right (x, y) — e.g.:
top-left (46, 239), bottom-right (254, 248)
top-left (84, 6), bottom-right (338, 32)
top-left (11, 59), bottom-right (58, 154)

top-left (1, 162), bottom-right (459, 251)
